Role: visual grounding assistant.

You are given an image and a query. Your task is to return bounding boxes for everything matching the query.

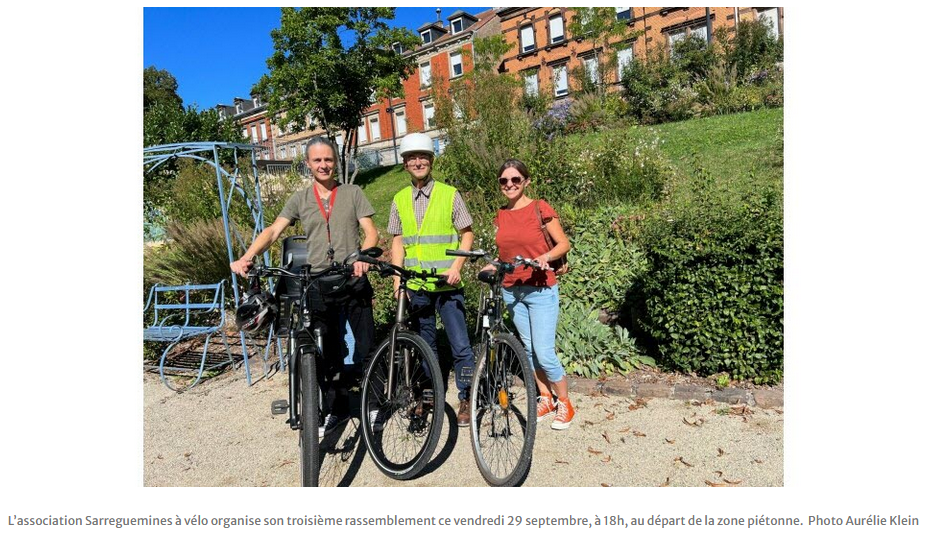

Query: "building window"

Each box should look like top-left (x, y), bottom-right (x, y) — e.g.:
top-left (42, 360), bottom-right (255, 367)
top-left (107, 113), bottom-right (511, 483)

top-left (357, 122), bottom-right (368, 145)
top-left (392, 42), bottom-right (403, 54)
top-left (369, 115), bottom-right (381, 141)
top-left (290, 146), bottom-right (297, 158)
top-left (520, 24), bottom-right (535, 53)
top-left (552, 64), bottom-right (568, 97)
top-left (450, 51), bottom-right (463, 78)
top-left (757, 8), bottom-right (779, 39)
top-left (279, 148), bottom-right (286, 159)
top-left (524, 71), bottom-right (539, 96)
top-left (617, 46), bottom-right (633, 80)
top-left (584, 56), bottom-right (599, 84)
top-left (423, 102), bottom-right (436, 129)
top-left (667, 28), bottom-right (686, 50)
top-left (252, 97), bottom-right (259, 107)
top-left (242, 128), bottom-right (248, 140)
top-left (421, 30), bottom-right (432, 44)
top-left (395, 108), bottom-right (407, 136)
top-left (451, 18), bottom-right (463, 34)
top-left (235, 103), bottom-right (242, 114)
top-left (250, 125), bottom-right (258, 143)
top-left (549, 14), bottom-right (564, 44)
top-left (691, 25), bottom-right (708, 43)
top-left (260, 123), bottom-right (267, 140)
top-left (616, 7), bottom-right (631, 21)
top-left (419, 61), bottom-right (432, 86)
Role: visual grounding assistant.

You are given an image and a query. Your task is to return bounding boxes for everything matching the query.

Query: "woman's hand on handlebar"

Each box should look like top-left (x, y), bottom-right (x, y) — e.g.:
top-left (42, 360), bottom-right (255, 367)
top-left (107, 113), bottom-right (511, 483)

top-left (532, 254), bottom-right (550, 271)
top-left (480, 264), bottom-right (497, 273)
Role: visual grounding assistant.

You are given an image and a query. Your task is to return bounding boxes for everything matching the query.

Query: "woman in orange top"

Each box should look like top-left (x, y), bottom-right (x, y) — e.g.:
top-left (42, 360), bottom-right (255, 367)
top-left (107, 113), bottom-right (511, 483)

top-left (490, 159), bottom-right (574, 429)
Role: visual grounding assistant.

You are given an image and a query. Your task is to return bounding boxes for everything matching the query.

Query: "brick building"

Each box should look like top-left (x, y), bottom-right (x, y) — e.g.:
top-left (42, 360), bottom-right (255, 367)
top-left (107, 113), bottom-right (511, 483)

top-left (498, 7), bottom-right (783, 99)
top-left (354, 8), bottom-right (500, 165)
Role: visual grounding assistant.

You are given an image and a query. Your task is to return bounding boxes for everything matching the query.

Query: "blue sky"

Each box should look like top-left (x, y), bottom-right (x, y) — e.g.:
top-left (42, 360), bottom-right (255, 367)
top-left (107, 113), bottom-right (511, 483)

top-left (144, 7), bottom-right (491, 110)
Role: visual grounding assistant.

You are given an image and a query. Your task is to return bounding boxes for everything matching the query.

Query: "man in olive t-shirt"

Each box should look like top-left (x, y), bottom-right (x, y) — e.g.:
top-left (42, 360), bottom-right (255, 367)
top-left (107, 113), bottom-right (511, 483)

top-left (231, 137), bottom-right (378, 435)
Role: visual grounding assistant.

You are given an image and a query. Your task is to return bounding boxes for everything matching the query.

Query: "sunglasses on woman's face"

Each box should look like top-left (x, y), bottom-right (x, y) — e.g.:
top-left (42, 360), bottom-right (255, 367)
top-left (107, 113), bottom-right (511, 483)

top-left (498, 176), bottom-right (524, 186)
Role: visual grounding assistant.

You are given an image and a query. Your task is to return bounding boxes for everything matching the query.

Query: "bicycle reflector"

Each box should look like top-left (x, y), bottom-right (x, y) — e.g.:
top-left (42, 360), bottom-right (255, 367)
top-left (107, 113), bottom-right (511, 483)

top-left (236, 289), bottom-right (278, 334)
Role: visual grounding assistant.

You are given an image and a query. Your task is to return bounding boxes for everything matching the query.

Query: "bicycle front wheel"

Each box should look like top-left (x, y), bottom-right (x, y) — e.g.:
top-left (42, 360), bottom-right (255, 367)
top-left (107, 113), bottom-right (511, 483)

top-left (360, 331), bottom-right (444, 480)
top-left (470, 332), bottom-right (537, 486)
top-left (298, 347), bottom-right (320, 487)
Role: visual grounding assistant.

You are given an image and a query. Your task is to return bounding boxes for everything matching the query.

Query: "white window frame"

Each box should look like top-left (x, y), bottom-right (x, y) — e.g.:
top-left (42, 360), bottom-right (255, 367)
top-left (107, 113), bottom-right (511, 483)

top-left (553, 64), bottom-right (568, 97)
top-left (451, 18), bottom-right (463, 34)
top-left (260, 123), bottom-right (267, 140)
top-left (450, 51), bottom-right (463, 78)
top-left (667, 28), bottom-right (686, 50)
top-left (357, 121), bottom-right (368, 145)
top-left (421, 30), bottom-right (432, 44)
top-left (616, 7), bottom-right (631, 21)
top-left (423, 101), bottom-right (436, 129)
top-left (549, 14), bottom-right (564, 44)
top-left (392, 42), bottom-right (403, 54)
top-left (242, 128), bottom-right (249, 140)
top-left (690, 25), bottom-right (708, 43)
top-left (394, 107), bottom-right (407, 136)
top-left (524, 71), bottom-right (539, 97)
top-left (757, 8), bottom-right (779, 39)
top-left (617, 46), bottom-right (633, 81)
top-left (520, 24), bottom-right (536, 53)
top-left (420, 61), bottom-right (432, 86)
top-left (250, 125), bottom-right (258, 143)
top-left (369, 115), bottom-right (381, 141)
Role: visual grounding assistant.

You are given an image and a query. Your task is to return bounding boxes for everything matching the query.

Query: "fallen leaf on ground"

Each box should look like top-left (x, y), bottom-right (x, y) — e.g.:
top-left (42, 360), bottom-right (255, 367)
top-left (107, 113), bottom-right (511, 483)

top-left (717, 447), bottom-right (726, 456)
top-left (605, 411), bottom-right (616, 420)
top-left (674, 456), bottom-right (693, 467)
top-left (665, 438), bottom-right (675, 444)
top-left (601, 483), bottom-right (612, 487)
top-left (660, 477), bottom-right (670, 487)
top-left (628, 399), bottom-right (648, 411)
top-left (633, 431), bottom-right (646, 437)
top-left (277, 460), bottom-right (294, 468)
top-left (753, 459), bottom-right (764, 464)
top-left (617, 426), bottom-right (631, 433)
top-left (556, 460), bottom-right (569, 464)
top-left (724, 478), bottom-right (742, 485)
top-left (602, 431), bottom-right (611, 444)
top-left (183, 452), bottom-right (192, 458)
top-left (602, 455), bottom-right (612, 463)
top-left (587, 447), bottom-right (603, 455)
top-left (594, 402), bottom-right (603, 407)
top-left (705, 480), bottom-right (728, 487)
top-left (583, 420), bottom-right (595, 428)
top-left (714, 470), bottom-right (723, 477)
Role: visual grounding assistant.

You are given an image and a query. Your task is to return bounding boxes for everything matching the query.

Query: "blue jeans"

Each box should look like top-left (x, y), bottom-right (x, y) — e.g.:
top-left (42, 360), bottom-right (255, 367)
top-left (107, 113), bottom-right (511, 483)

top-left (502, 284), bottom-right (564, 382)
top-left (409, 289), bottom-right (475, 400)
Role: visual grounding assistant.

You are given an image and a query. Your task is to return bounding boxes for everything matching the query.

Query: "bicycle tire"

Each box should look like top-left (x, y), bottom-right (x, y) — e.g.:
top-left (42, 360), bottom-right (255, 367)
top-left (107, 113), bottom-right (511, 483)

top-left (298, 346), bottom-right (320, 487)
top-left (360, 331), bottom-right (444, 480)
top-left (470, 332), bottom-right (537, 486)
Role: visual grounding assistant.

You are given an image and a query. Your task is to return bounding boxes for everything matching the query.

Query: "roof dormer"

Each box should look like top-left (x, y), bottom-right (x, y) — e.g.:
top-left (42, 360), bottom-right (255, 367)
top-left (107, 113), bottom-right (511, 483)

top-left (447, 10), bottom-right (478, 34)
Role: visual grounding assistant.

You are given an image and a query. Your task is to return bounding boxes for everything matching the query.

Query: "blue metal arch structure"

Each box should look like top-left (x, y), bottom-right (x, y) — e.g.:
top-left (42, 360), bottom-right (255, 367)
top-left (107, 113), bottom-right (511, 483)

top-left (143, 141), bottom-right (280, 385)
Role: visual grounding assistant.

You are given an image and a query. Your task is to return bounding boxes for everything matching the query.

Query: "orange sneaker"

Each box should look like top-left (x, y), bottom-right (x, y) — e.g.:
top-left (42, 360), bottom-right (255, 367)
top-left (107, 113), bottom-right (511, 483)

top-left (551, 399), bottom-right (575, 430)
top-left (537, 395), bottom-right (557, 418)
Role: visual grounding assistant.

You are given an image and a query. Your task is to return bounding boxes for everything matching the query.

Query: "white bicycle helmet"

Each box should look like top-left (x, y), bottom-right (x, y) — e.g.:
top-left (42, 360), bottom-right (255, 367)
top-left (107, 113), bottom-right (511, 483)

top-left (399, 132), bottom-right (434, 158)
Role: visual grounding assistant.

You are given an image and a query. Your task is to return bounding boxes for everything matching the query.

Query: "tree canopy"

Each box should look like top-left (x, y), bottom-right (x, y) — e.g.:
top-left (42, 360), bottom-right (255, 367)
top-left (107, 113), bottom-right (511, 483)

top-left (254, 7), bottom-right (420, 182)
top-left (144, 66), bottom-right (183, 112)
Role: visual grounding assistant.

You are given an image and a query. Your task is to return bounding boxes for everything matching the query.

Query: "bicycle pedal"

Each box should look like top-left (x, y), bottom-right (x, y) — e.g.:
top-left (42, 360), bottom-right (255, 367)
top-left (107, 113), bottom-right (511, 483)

top-left (271, 400), bottom-right (288, 415)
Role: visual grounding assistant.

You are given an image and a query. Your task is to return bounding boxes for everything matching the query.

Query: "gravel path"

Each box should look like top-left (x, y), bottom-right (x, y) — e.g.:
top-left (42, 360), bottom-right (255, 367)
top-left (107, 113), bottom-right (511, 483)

top-left (144, 366), bottom-right (783, 487)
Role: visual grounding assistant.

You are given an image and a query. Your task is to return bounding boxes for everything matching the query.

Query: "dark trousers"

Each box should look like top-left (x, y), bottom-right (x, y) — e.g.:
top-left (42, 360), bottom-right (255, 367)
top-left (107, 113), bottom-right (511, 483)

top-left (408, 289), bottom-right (475, 401)
top-left (317, 279), bottom-right (374, 416)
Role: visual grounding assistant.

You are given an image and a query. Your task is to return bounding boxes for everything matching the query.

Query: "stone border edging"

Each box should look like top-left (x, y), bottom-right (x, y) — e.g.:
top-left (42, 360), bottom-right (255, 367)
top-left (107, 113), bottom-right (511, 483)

top-left (565, 377), bottom-right (784, 409)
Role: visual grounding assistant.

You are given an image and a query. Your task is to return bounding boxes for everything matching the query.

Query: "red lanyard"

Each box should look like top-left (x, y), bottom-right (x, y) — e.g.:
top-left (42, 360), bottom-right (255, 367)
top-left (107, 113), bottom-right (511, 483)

top-left (313, 184), bottom-right (338, 261)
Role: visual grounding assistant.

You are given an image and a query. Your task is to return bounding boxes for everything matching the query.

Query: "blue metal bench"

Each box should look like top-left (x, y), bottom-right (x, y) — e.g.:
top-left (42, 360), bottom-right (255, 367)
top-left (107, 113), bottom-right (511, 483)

top-left (143, 281), bottom-right (233, 391)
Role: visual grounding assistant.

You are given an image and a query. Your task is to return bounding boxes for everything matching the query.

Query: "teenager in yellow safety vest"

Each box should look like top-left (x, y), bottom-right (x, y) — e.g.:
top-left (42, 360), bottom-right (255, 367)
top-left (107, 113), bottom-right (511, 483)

top-left (387, 132), bottom-right (476, 427)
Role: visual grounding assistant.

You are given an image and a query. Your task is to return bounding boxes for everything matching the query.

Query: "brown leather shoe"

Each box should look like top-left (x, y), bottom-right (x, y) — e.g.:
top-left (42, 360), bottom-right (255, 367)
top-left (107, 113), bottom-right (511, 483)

top-left (457, 400), bottom-right (471, 427)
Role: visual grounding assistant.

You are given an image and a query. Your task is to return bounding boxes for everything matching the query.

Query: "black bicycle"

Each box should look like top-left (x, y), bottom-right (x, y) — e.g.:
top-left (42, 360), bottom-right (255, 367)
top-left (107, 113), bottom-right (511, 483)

top-left (247, 245), bottom-right (382, 487)
top-left (355, 256), bottom-right (447, 480)
top-left (446, 249), bottom-right (540, 486)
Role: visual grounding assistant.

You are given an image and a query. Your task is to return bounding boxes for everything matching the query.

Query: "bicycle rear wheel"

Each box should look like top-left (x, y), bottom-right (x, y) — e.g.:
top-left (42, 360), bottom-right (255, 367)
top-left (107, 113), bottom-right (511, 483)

top-left (470, 332), bottom-right (536, 486)
top-left (298, 347), bottom-right (320, 487)
top-left (360, 331), bottom-right (444, 480)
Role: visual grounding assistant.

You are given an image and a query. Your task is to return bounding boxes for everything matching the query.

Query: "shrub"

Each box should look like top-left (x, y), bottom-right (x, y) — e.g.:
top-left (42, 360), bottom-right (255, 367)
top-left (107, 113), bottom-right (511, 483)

top-left (144, 219), bottom-right (238, 306)
top-left (555, 203), bottom-right (649, 316)
top-left (720, 19), bottom-right (783, 80)
top-left (632, 168), bottom-right (783, 384)
top-left (556, 300), bottom-right (654, 378)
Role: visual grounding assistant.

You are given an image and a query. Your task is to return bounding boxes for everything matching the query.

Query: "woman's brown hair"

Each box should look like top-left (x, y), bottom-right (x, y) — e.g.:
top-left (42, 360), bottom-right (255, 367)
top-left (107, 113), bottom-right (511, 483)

top-left (497, 158), bottom-right (530, 180)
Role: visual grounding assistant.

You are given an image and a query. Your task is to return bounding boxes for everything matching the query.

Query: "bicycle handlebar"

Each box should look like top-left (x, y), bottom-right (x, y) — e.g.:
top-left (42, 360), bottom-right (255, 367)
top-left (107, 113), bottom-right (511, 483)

top-left (444, 249), bottom-right (553, 273)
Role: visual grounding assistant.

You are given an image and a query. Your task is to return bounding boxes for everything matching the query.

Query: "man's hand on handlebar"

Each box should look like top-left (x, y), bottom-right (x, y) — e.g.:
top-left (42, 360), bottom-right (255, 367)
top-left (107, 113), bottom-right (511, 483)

top-left (230, 258), bottom-right (253, 277)
top-left (352, 260), bottom-right (371, 278)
